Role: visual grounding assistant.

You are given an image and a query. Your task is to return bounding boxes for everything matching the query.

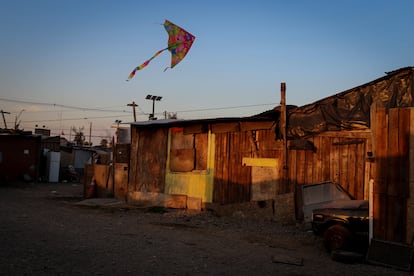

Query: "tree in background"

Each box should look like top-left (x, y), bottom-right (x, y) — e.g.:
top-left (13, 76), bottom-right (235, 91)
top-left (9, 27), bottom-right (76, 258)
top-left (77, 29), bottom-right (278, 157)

top-left (100, 138), bottom-right (108, 148)
top-left (167, 112), bottom-right (177, 119)
top-left (72, 126), bottom-right (85, 146)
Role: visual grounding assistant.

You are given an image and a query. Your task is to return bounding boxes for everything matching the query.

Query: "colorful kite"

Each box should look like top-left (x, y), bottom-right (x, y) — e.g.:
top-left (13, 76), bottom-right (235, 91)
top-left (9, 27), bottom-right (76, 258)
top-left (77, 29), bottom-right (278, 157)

top-left (127, 20), bottom-right (195, 80)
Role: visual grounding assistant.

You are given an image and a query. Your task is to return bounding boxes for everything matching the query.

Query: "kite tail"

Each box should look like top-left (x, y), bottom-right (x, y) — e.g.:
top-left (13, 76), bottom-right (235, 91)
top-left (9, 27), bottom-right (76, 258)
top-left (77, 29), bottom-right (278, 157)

top-left (127, 48), bottom-right (168, 81)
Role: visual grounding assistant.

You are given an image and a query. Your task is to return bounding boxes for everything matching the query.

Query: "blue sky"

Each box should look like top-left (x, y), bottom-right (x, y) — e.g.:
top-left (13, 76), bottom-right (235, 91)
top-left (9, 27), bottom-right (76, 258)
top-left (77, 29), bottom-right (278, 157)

top-left (1, 0), bottom-right (413, 144)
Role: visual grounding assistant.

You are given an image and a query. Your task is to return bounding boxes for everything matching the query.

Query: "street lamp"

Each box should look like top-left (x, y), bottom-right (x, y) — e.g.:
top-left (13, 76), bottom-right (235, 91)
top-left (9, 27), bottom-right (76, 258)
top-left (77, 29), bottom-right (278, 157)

top-left (145, 94), bottom-right (162, 120)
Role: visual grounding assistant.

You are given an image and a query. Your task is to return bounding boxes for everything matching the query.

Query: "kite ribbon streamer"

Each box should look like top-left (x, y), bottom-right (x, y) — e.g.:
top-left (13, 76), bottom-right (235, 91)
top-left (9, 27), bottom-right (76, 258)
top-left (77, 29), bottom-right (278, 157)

top-left (127, 48), bottom-right (167, 81)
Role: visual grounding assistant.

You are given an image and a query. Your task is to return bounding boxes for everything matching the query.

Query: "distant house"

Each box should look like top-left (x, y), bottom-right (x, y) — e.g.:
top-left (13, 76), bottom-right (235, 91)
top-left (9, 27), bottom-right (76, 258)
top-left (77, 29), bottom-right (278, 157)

top-left (41, 135), bottom-right (61, 152)
top-left (0, 131), bottom-right (42, 183)
top-left (126, 67), bottom-right (414, 244)
top-left (60, 145), bottom-right (99, 173)
top-left (39, 135), bottom-right (61, 182)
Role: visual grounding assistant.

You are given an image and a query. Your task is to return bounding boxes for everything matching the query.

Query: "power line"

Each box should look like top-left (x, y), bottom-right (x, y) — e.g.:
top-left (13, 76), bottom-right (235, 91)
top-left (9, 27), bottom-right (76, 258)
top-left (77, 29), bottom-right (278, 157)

top-left (1, 96), bottom-right (278, 121)
top-left (22, 114), bottom-right (133, 123)
top-left (0, 97), bottom-right (130, 113)
top-left (174, 103), bottom-right (277, 113)
top-left (50, 132), bottom-right (112, 139)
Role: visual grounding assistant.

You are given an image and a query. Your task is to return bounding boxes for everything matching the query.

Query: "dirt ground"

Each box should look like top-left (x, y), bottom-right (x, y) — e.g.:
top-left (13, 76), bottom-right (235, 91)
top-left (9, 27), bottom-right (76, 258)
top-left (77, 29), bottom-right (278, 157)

top-left (0, 182), bottom-right (409, 275)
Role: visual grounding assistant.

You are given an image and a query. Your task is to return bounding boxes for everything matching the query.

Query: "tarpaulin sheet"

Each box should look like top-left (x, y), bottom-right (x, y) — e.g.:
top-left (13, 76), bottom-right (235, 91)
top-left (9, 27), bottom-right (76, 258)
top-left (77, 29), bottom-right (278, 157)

top-left (285, 67), bottom-right (414, 138)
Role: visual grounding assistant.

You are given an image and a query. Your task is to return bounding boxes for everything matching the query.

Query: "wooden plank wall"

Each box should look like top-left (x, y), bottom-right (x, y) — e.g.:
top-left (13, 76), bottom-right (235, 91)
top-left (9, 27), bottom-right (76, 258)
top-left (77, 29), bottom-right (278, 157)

top-left (83, 164), bottom-right (112, 198)
top-left (289, 132), bottom-right (371, 220)
top-left (212, 127), bottom-right (372, 208)
top-left (213, 132), bottom-right (252, 204)
top-left (114, 163), bottom-right (128, 199)
top-left (129, 127), bottom-right (168, 193)
top-left (408, 109), bottom-right (414, 243)
top-left (256, 130), bottom-right (284, 195)
top-left (213, 129), bottom-right (283, 204)
top-left (373, 108), bottom-right (411, 243)
top-left (256, 129), bottom-right (282, 156)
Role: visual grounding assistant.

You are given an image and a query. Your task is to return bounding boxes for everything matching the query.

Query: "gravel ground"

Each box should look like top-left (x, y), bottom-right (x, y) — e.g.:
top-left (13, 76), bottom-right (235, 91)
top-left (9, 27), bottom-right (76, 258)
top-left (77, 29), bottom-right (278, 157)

top-left (0, 182), bottom-right (410, 275)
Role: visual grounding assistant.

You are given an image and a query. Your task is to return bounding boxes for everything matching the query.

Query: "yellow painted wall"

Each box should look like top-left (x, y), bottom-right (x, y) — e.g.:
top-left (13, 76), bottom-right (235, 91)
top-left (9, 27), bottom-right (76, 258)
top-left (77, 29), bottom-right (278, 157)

top-left (242, 157), bottom-right (278, 167)
top-left (164, 131), bottom-right (215, 203)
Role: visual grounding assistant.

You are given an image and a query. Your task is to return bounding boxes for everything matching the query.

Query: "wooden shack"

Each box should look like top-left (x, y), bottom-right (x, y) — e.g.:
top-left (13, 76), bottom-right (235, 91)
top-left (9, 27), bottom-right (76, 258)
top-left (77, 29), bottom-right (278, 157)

top-left (128, 118), bottom-right (280, 205)
top-left (284, 67), bottom-right (414, 244)
top-left (127, 66), bottom-right (414, 244)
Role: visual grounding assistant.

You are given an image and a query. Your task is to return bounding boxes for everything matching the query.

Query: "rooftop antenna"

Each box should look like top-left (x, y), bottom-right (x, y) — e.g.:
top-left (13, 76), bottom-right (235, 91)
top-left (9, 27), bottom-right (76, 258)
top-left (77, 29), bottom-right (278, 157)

top-left (1, 110), bottom-right (10, 129)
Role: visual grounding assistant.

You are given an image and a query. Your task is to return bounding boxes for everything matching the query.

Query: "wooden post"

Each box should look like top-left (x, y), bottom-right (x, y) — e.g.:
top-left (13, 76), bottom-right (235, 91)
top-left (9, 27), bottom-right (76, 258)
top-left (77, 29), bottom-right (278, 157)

top-left (112, 136), bottom-right (116, 196)
top-left (408, 108), bottom-right (414, 242)
top-left (280, 83), bottom-right (288, 191)
top-left (89, 121), bottom-right (92, 145)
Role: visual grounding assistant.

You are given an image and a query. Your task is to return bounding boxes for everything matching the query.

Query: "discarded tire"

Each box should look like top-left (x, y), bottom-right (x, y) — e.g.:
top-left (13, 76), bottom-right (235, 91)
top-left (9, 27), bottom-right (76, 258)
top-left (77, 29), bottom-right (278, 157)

top-left (323, 224), bottom-right (351, 252)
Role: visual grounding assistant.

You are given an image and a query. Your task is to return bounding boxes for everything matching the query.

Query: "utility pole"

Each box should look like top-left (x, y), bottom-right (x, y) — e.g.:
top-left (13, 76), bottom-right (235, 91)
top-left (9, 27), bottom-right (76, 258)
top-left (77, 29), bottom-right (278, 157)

top-left (1, 110), bottom-right (10, 129)
top-left (115, 120), bottom-right (122, 143)
top-left (89, 121), bottom-right (92, 145)
top-left (127, 101), bottom-right (138, 122)
top-left (280, 82), bottom-right (288, 192)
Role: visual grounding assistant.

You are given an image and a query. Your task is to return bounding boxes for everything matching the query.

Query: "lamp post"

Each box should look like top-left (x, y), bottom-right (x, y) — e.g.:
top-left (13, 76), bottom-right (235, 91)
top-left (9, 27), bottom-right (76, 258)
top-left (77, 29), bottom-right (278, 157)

top-left (145, 94), bottom-right (162, 120)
